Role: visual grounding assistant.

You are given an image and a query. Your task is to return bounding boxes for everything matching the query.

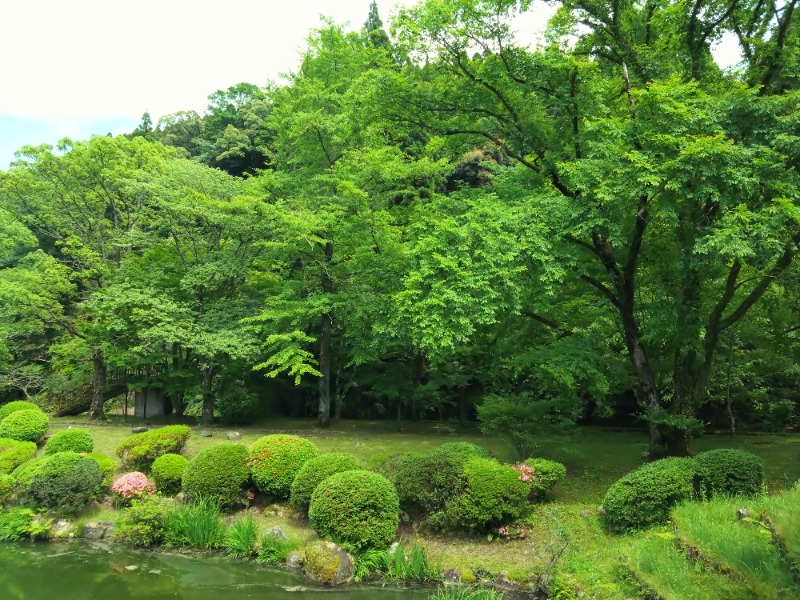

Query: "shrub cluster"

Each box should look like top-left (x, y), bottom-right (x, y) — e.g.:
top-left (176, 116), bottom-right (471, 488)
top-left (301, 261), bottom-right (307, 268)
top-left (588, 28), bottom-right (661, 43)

top-left (0, 401), bottom-right (42, 423)
top-left (17, 451), bottom-right (102, 514)
top-left (0, 437), bottom-right (37, 474)
top-left (309, 470), bottom-right (399, 549)
top-left (524, 458), bottom-right (567, 499)
top-left (217, 386), bottom-right (261, 425)
top-left (44, 428), bottom-right (94, 455)
top-left (116, 425), bottom-right (191, 470)
top-left (85, 453), bottom-right (117, 491)
top-left (0, 473), bottom-right (14, 505)
top-left (151, 453), bottom-right (189, 495)
top-left (695, 449), bottom-right (764, 497)
top-left (113, 494), bottom-right (173, 547)
top-left (290, 452), bottom-right (363, 511)
top-left (182, 444), bottom-right (250, 508)
top-left (602, 457), bottom-right (702, 532)
top-left (430, 457), bottom-right (531, 532)
top-left (0, 409), bottom-right (49, 443)
top-left (249, 434), bottom-right (319, 498)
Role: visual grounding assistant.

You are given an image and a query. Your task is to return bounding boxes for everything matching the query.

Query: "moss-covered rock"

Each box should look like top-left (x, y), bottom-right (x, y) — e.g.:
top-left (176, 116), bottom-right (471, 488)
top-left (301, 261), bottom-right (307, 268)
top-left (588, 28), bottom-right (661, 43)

top-left (302, 541), bottom-right (355, 585)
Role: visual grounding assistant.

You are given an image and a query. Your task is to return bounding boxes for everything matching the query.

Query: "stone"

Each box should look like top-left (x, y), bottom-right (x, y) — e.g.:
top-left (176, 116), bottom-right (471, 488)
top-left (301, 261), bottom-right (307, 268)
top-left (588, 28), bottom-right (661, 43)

top-left (286, 551), bottom-right (304, 570)
top-left (303, 541), bottom-right (355, 586)
top-left (51, 519), bottom-right (74, 538)
top-left (226, 432), bottom-right (242, 441)
top-left (596, 505), bottom-right (606, 517)
top-left (399, 510), bottom-right (411, 524)
top-left (131, 426), bottom-right (148, 433)
top-left (580, 510), bottom-right (591, 518)
top-left (125, 565), bottom-right (138, 572)
top-left (264, 526), bottom-right (288, 542)
top-left (175, 492), bottom-right (187, 504)
top-left (737, 508), bottom-right (752, 520)
top-left (200, 430), bottom-right (213, 438)
top-left (442, 569), bottom-right (461, 584)
top-left (82, 521), bottom-right (116, 540)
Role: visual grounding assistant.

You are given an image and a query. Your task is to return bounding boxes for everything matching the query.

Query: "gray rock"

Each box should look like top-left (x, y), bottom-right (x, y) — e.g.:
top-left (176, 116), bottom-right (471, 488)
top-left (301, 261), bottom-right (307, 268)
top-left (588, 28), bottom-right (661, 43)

top-left (597, 505), bottom-right (606, 517)
top-left (442, 569), bottom-right (461, 584)
top-left (286, 551), bottom-right (304, 569)
top-left (580, 510), bottom-right (591, 518)
top-left (175, 492), bottom-right (187, 504)
top-left (303, 541), bottom-right (355, 586)
top-left (737, 508), bottom-right (752, 520)
top-left (131, 426), bottom-right (148, 433)
top-left (51, 519), bottom-right (74, 538)
top-left (200, 430), bottom-right (213, 438)
top-left (264, 525), bottom-right (288, 542)
top-left (399, 510), bottom-right (411, 524)
top-left (82, 521), bottom-right (116, 540)
top-left (226, 432), bottom-right (242, 441)
top-left (125, 565), bottom-right (138, 572)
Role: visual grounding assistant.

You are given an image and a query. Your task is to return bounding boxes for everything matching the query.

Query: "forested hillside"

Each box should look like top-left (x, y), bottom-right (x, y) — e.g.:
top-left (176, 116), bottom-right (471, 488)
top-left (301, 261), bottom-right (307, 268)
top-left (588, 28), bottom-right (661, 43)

top-left (1, 0), bottom-right (798, 455)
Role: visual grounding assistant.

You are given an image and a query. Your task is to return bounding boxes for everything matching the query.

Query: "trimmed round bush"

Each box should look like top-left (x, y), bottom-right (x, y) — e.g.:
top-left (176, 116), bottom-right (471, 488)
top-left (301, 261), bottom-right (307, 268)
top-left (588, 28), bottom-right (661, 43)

top-left (0, 401), bottom-right (42, 423)
top-left (152, 453), bottom-right (189, 495)
top-left (85, 453), bottom-right (117, 491)
top-left (182, 444), bottom-right (250, 508)
top-left (44, 428), bottom-right (94, 455)
top-left (116, 425), bottom-right (191, 470)
top-left (602, 457), bottom-right (702, 533)
top-left (290, 452), bottom-right (364, 511)
top-left (0, 409), bottom-right (49, 443)
top-left (249, 435), bottom-right (319, 498)
top-left (18, 451), bottom-right (102, 514)
top-left (431, 458), bottom-right (531, 532)
top-left (12, 457), bottom-right (46, 486)
top-left (695, 449), bottom-right (764, 498)
top-left (309, 470), bottom-right (399, 549)
top-left (394, 441), bottom-right (491, 512)
top-left (524, 458), bottom-right (567, 499)
top-left (0, 437), bottom-right (37, 474)
top-left (0, 473), bottom-right (14, 505)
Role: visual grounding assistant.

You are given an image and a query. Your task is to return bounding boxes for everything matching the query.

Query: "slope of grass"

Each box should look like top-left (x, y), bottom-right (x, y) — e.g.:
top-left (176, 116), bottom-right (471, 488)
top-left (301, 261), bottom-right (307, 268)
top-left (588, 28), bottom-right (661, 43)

top-left (759, 485), bottom-right (800, 576)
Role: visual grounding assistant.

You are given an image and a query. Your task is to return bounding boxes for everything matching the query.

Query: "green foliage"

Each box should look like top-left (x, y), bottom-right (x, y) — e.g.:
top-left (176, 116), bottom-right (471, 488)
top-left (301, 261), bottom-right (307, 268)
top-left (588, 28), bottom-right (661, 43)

top-left (113, 494), bottom-right (173, 547)
top-left (43, 428), bottom-right (93, 455)
top-left (427, 586), bottom-right (505, 600)
top-left (430, 458), bottom-right (531, 532)
top-left (290, 452), bottom-right (363, 511)
top-left (116, 425), bottom-right (191, 470)
top-left (165, 497), bottom-right (225, 549)
top-left (0, 437), bottom-right (37, 474)
top-left (394, 442), bottom-right (490, 513)
top-left (0, 401), bottom-right (42, 422)
top-left (695, 449), bottom-right (765, 498)
top-left (216, 385), bottom-right (262, 425)
top-left (0, 473), bottom-right (15, 505)
top-left (257, 531), bottom-right (301, 564)
top-left (85, 452), bottom-right (116, 491)
top-left (524, 458), bottom-right (567, 499)
top-left (0, 508), bottom-right (51, 541)
top-left (17, 451), bottom-right (102, 514)
top-left (223, 514), bottom-right (260, 558)
top-left (309, 470), bottom-right (399, 550)
top-left (602, 458), bottom-right (703, 533)
top-left (11, 456), bottom-right (45, 485)
top-left (0, 409), bottom-right (49, 442)
top-left (151, 453), bottom-right (189, 495)
top-left (181, 443), bottom-right (249, 508)
top-left (249, 434), bottom-right (319, 498)
top-left (387, 539), bottom-right (439, 581)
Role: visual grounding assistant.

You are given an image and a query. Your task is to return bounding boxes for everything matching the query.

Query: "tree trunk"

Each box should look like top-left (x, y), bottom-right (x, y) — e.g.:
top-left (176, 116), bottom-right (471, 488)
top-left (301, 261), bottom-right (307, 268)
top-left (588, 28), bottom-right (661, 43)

top-left (458, 389), bottom-right (470, 424)
top-left (318, 241), bottom-right (333, 428)
top-left (88, 349), bottom-right (107, 420)
top-left (201, 364), bottom-right (215, 426)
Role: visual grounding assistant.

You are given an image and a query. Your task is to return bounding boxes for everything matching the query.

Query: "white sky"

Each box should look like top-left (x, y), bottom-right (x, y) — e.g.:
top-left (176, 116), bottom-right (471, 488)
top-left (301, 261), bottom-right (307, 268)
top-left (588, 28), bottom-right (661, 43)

top-left (0, 0), bottom-right (739, 169)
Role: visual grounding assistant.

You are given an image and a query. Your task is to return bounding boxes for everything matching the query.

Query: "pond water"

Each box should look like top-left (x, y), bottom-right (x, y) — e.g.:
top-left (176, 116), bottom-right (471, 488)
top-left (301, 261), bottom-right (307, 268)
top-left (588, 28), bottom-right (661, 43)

top-left (0, 542), bottom-right (431, 600)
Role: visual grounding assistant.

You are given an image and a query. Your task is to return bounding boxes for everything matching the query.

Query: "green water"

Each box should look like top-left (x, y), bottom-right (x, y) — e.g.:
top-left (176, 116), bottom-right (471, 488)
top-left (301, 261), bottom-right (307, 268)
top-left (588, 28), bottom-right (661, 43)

top-left (0, 542), bottom-right (430, 600)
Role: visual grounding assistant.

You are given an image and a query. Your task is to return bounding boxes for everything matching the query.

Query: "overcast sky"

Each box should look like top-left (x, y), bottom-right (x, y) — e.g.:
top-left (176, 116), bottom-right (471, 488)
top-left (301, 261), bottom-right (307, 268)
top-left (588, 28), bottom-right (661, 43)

top-left (0, 0), bottom-right (738, 170)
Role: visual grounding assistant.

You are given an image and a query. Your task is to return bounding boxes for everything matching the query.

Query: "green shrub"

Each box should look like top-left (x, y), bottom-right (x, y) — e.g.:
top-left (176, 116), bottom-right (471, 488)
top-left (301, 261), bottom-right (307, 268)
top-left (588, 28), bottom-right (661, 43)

top-left (0, 409), bottom-right (49, 443)
top-left (695, 448), bottom-right (764, 498)
top-left (181, 444), bottom-right (249, 508)
top-left (394, 442), bottom-right (490, 513)
top-left (249, 434), bottom-right (319, 499)
top-left (309, 470), bottom-right (399, 550)
top-left (431, 458), bottom-right (531, 532)
top-left (217, 385), bottom-right (261, 425)
top-left (85, 453), bottom-right (117, 491)
top-left (0, 401), bottom-right (42, 423)
top-left (524, 458), bottom-right (567, 499)
top-left (0, 507), bottom-right (51, 541)
top-left (0, 437), bottom-right (37, 474)
top-left (290, 452), bottom-right (363, 511)
top-left (116, 425), bottom-right (191, 470)
top-left (257, 531), bottom-right (301, 563)
top-left (152, 453), bottom-right (189, 495)
top-left (44, 428), bottom-right (94, 455)
top-left (224, 514), bottom-right (260, 558)
top-left (0, 473), bottom-right (14, 505)
top-left (165, 497), bottom-right (225, 549)
top-left (12, 457), bottom-right (46, 485)
top-left (113, 494), bottom-right (173, 547)
top-left (18, 451), bottom-right (102, 514)
top-left (602, 457), bottom-right (703, 533)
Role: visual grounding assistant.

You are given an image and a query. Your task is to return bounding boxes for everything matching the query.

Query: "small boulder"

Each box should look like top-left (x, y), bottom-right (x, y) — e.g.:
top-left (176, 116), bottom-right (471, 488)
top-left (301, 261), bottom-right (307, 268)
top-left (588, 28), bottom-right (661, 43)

top-left (443, 569), bottom-right (461, 584)
top-left (51, 519), bottom-right (75, 538)
top-left (200, 430), bottom-right (213, 438)
top-left (131, 427), bottom-right (148, 434)
top-left (226, 432), bottom-right (242, 441)
top-left (597, 505), bottom-right (606, 517)
top-left (737, 508), bottom-right (752, 521)
top-left (286, 551), bottom-right (304, 569)
top-left (303, 541), bottom-right (355, 586)
top-left (399, 510), bottom-right (411, 524)
top-left (82, 521), bottom-right (116, 540)
top-left (264, 525), bottom-right (288, 542)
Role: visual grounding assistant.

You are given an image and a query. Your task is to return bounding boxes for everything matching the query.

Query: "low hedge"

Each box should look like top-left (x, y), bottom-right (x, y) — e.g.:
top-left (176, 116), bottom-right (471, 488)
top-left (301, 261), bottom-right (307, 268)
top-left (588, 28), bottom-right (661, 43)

top-left (17, 451), bottom-right (102, 514)
top-left (182, 444), bottom-right (250, 508)
top-left (152, 453), bottom-right (189, 495)
top-left (249, 435), bottom-right (319, 499)
top-left (602, 457), bottom-right (703, 533)
top-left (116, 425), bottom-right (191, 470)
top-left (290, 452), bottom-right (363, 512)
top-left (0, 401), bottom-right (42, 423)
top-left (44, 428), bottom-right (94, 455)
top-left (0, 437), bottom-right (37, 474)
top-left (695, 449), bottom-right (764, 498)
top-left (0, 409), bottom-right (49, 443)
top-left (524, 458), bottom-right (567, 499)
top-left (309, 470), bottom-right (399, 549)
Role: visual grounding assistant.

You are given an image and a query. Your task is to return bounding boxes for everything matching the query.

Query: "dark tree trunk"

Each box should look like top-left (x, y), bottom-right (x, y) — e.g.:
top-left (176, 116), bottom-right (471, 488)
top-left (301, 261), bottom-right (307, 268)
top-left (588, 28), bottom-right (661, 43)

top-left (201, 364), bottom-right (215, 426)
top-left (458, 389), bottom-right (470, 424)
top-left (88, 350), bottom-right (107, 420)
top-left (318, 241), bottom-right (333, 428)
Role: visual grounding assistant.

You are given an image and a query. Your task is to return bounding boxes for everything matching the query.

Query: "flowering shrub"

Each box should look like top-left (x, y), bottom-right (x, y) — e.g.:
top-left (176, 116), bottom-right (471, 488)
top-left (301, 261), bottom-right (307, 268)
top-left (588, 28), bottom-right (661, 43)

top-left (511, 464), bottom-right (535, 482)
top-left (497, 524), bottom-right (527, 541)
top-left (249, 435), bottom-right (319, 499)
top-left (112, 472), bottom-right (155, 504)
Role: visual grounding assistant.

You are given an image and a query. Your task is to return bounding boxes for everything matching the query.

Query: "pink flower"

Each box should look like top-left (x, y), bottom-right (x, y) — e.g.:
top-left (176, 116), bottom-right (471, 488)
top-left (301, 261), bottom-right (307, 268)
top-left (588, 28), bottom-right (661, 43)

top-left (112, 472), bottom-right (155, 502)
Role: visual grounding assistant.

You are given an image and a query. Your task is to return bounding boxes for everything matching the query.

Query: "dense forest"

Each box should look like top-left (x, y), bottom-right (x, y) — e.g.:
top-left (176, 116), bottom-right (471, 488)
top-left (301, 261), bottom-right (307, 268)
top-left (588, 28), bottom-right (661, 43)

top-left (0, 0), bottom-right (798, 455)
